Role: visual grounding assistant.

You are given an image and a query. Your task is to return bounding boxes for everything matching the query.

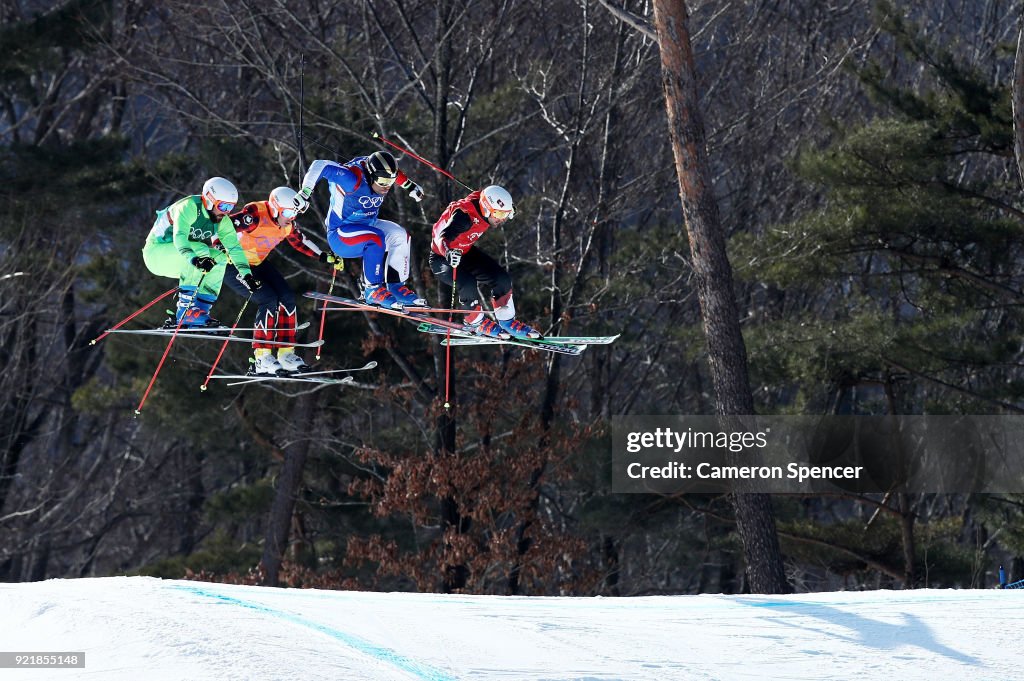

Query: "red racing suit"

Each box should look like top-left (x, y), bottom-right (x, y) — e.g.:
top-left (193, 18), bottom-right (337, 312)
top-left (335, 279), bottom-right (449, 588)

top-left (431, 190), bottom-right (491, 258)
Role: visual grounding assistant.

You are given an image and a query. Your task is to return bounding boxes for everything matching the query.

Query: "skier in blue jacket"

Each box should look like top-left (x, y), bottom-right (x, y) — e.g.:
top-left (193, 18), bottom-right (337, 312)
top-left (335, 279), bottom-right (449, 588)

top-left (294, 151), bottom-right (426, 310)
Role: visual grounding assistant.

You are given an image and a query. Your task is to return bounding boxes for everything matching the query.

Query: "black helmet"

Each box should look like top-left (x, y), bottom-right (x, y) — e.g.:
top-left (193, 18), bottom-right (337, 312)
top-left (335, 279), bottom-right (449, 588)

top-left (365, 151), bottom-right (398, 185)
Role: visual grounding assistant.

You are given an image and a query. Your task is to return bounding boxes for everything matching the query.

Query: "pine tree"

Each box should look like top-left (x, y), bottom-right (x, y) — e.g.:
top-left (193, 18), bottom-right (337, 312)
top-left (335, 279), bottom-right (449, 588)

top-left (733, 2), bottom-right (1024, 588)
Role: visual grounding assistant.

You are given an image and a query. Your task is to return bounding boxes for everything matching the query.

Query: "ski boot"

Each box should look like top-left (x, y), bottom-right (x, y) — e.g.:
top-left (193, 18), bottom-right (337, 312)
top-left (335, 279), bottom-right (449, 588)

top-left (364, 284), bottom-right (403, 310)
top-left (249, 349), bottom-right (285, 376)
top-left (177, 315), bottom-right (228, 334)
top-left (474, 318), bottom-right (510, 339)
top-left (277, 348), bottom-right (312, 374)
top-left (387, 283), bottom-right (427, 307)
top-left (498, 318), bottom-right (542, 340)
top-left (175, 290), bottom-right (228, 333)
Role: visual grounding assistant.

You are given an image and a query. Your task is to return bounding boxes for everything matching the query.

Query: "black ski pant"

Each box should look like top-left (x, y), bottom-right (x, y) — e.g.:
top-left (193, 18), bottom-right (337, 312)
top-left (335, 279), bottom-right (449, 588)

top-left (429, 248), bottom-right (512, 309)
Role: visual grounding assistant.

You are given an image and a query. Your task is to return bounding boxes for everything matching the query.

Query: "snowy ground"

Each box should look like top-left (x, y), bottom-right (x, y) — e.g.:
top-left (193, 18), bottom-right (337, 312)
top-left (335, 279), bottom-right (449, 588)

top-left (1, 577), bottom-right (1021, 680)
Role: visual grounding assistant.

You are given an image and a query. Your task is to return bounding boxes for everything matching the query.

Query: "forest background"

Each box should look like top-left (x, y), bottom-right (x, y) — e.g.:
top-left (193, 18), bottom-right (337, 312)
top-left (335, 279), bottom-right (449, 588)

top-left (4, 0), bottom-right (1024, 595)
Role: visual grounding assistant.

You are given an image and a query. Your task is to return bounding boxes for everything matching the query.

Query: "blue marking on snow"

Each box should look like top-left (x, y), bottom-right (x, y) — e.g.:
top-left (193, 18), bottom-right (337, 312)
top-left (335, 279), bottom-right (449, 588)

top-left (171, 584), bottom-right (453, 681)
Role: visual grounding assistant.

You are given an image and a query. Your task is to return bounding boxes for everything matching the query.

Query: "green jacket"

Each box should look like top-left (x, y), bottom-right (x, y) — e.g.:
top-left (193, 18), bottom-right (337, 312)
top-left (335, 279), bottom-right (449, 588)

top-left (148, 195), bottom-right (251, 275)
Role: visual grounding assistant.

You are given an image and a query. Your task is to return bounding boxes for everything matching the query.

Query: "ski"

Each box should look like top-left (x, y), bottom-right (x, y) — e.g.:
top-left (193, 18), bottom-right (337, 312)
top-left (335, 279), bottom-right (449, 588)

top-left (447, 334), bottom-right (619, 346)
top-left (207, 361), bottom-right (377, 382)
top-left (103, 328), bottom-right (325, 348)
top-left (315, 305), bottom-right (493, 316)
top-left (414, 321), bottom-right (499, 338)
top-left (416, 322), bottom-right (585, 355)
top-left (283, 361), bottom-right (378, 377)
top-left (440, 337), bottom-right (585, 356)
top-left (416, 322), bottom-right (617, 346)
top-left (148, 321), bottom-right (311, 334)
top-left (304, 292), bottom-right (473, 333)
top-left (214, 320), bottom-right (311, 334)
top-left (216, 374), bottom-right (356, 387)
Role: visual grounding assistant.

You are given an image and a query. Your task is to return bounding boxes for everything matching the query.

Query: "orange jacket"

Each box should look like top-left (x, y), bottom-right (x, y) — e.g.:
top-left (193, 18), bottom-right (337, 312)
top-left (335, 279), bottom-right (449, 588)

top-left (230, 201), bottom-right (322, 266)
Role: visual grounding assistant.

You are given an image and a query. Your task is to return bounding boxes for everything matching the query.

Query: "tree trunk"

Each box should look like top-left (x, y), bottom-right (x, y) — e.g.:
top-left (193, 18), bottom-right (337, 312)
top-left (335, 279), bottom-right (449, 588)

top-left (899, 493), bottom-right (916, 587)
top-left (431, 0), bottom-right (472, 594)
top-left (437, 409), bottom-right (470, 593)
top-left (260, 393), bottom-right (315, 587)
top-left (651, 0), bottom-right (789, 594)
top-left (1013, 15), bottom-right (1024, 187)
top-left (602, 535), bottom-right (621, 596)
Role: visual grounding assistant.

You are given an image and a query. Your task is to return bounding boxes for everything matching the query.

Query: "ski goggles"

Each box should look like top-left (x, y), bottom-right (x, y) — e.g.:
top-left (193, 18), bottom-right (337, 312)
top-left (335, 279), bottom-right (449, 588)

top-left (372, 175), bottom-right (397, 188)
top-left (490, 207), bottom-right (513, 220)
top-left (205, 194), bottom-right (236, 213)
top-left (279, 207), bottom-right (298, 219)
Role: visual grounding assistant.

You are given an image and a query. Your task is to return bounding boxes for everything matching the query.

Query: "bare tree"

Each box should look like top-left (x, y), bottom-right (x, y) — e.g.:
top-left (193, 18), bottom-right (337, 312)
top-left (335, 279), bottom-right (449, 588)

top-left (259, 393), bottom-right (316, 587)
top-left (650, 0), bottom-right (789, 593)
top-left (1014, 8), bottom-right (1024, 187)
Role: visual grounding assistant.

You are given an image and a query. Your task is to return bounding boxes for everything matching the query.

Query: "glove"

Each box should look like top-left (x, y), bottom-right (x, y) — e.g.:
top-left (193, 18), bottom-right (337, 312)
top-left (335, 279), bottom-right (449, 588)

top-left (403, 180), bottom-right (424, 203)
top-left (319, 252), bottom-right (344, 270)
top-left (293, 186), bottom-right (312, 214)
top-left (445, 248), bottom-right (463, 268)
top-left (238, 272), bottom-right (262, 292)
top-left (191, 256), bottom-right (216, 272)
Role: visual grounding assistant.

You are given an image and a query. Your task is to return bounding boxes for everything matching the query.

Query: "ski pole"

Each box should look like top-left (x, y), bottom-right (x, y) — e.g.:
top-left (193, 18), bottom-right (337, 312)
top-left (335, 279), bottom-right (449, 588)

top-left (443, 264), bottom-right (458, 411)
top-left (136, 273), bottom-right (207, 415)
top-left (201, 290), bottom-right (252, 392)
top-left (90, 287), bottom-right (177, 345)
top-left (315, 262), bottom-right (340, 361)
top-left (307, 136), bottom-right (341, 157)
top-left (296, 53), bottom-right (308, 179)
top-left (200, 251), bottom-right (248, 389)
top-left (370, 132), bottom-right (474, 191)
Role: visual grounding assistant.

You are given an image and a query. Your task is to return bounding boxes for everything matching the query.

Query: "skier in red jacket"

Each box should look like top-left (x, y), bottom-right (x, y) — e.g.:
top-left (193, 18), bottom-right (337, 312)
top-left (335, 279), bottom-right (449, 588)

top-left (429, 185), bottom-right (541, 339)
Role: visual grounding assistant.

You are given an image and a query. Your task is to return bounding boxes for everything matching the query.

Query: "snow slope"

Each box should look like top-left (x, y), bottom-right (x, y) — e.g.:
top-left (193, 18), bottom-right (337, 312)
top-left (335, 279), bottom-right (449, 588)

top-left (1, 577), bottom-right (1021, 680)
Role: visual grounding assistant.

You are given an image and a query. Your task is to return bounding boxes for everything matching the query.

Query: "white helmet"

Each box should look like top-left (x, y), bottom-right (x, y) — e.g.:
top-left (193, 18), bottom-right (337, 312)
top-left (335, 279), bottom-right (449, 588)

top-left (201, 177), bottom-right (239, 213)
top-left (268, 186), bottom-right (299, 219)
top-left (479, 185), bottom-right (515, 220)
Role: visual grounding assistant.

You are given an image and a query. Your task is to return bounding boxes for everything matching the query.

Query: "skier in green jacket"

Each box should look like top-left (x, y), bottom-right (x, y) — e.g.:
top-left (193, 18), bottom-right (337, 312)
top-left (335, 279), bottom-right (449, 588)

top-left (142, 177), bottom-right (260, 328)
